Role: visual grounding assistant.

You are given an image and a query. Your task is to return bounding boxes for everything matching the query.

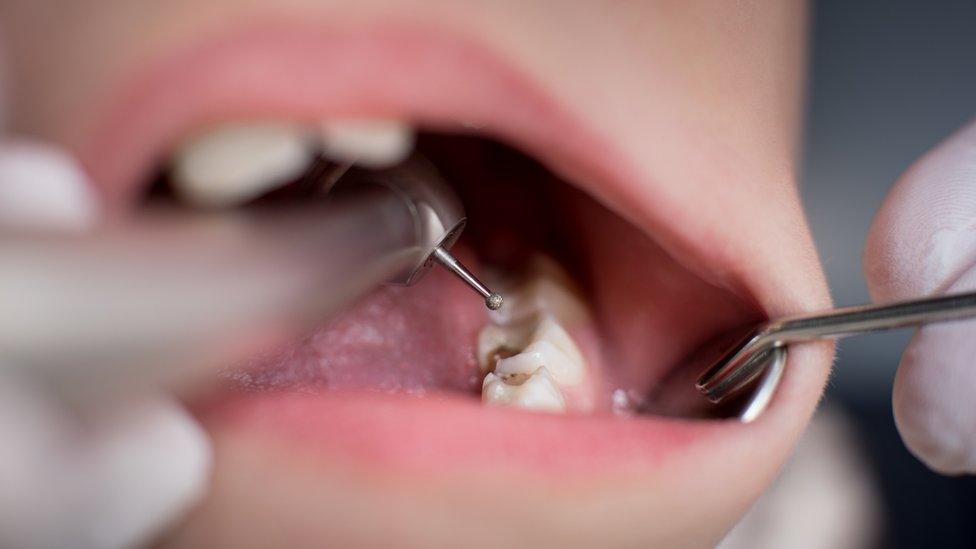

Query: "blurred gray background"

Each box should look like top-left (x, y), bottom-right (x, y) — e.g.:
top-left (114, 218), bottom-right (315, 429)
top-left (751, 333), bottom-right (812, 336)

top-left (806, 0), bottom-right (976, 390)
top-left (805, 1), bottom-right (976, 546)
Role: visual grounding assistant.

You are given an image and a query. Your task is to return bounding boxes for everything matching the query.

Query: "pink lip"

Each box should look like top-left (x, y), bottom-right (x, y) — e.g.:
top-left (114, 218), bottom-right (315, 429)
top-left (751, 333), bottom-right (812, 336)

top-left (74, 22), bottom-right (813, 474)
top-left (79, 24), bottom-right (609, 210)
top-left (199, 392), bottom-right (737, 475)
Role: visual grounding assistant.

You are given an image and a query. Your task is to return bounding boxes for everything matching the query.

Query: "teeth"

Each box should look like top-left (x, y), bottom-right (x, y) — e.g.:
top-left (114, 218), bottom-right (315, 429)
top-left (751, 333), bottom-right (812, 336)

top-left (167, 119), bottom-right (414, 207)
top-left (493, 316), bottom-right (585, 386)
top-left (532, 315), bottom-right (585, 365)
top-left (170, 123), bottom-right (315, 207)
top-left (476, 321), bottom-right (532, 372)
top-left (319, 120), bottom-right (415, 168)
top-left (482, 367), bottom-right (566, 412)
top-left (477, 255), bottom-right (592, 413)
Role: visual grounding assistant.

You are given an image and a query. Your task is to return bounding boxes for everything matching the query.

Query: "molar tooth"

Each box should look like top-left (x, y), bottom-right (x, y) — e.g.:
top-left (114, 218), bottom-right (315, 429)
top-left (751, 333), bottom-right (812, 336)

top-left (481, 367), bottom-right (566, 412)
top-left (494, 339), bottom-right (584, 387)
top-left (476, 321), bottom-right (533, 373)
top-left (170, 123), bottom-right (315, 208)
top-left (488, 314), bottom-right (586, 386)
top-left (477, 255), bottom-right (591, 409)
top-left (519, 276), bottom-right (588, 324)
top-left (532, 315), bottom-right (584, 366)
top-left (319, 120), bottom-right (415, 168)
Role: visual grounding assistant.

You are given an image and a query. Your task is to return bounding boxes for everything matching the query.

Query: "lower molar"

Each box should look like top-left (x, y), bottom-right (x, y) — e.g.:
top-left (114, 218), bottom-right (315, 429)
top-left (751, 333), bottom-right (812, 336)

top-left (477, 255), bottom-right (597, 413)
top-left (482, 367), bottom-right (566, 412)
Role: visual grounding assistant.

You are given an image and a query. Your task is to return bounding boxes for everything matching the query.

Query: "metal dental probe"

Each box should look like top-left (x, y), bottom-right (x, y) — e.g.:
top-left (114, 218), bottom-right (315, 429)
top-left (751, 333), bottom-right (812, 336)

top-left (695, 290), bottom-right (976, 404)
top-left (432, 246), bottom-right (504, 310)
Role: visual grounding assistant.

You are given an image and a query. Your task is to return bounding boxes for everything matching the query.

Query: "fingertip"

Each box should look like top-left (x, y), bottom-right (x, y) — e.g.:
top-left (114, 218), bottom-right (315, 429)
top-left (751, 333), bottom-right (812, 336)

top-left (84, 395), bottom-right (212, 549)
top-left (0, 139), bottom-right (100, 230)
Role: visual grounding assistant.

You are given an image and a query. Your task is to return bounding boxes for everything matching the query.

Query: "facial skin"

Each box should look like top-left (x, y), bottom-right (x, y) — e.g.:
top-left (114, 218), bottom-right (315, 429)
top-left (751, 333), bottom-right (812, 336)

top-left (0, 1), bottom-right (833, 547)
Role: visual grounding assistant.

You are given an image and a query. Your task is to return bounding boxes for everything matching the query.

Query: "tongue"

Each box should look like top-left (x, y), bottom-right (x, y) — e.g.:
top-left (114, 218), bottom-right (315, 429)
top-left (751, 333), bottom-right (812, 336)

top-left (229, 245), bottom-right (489, 395)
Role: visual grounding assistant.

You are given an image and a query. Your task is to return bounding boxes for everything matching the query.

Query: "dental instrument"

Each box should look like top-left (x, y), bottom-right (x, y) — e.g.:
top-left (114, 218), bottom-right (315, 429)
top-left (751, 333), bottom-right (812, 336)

top-left (0, 157), bottom-right (500, 401)
top-left (696, 291), bottom-right (976, 404)
top-left (341, 157), bottom-right (503, 310)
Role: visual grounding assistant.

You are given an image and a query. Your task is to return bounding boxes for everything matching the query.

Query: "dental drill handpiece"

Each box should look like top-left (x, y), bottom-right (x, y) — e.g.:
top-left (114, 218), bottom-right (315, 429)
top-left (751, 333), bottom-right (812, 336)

top-left (0, 157), bottom-right (500, 401)
top-left (340, 156), bottom-right (504, 311)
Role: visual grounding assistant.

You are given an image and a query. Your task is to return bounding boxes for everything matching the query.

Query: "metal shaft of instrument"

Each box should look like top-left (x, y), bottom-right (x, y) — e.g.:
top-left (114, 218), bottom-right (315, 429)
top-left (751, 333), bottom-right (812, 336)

top-left (766, 290), bottom-right (976, 344)
top-left (431, 246), bottom-right (503, 310)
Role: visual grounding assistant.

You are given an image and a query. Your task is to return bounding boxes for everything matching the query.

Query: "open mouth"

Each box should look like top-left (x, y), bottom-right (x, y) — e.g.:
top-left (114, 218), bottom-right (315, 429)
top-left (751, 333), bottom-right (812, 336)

top-left (148, 125), bottom-right (762, 420)
top-left (61, 21), bottom-right (833, 547)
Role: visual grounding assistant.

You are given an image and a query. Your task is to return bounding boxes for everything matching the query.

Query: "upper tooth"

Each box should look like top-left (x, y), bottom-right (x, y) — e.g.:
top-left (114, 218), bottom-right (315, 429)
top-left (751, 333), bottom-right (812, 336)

top-left (482, 367), bottom-right (566, 412)
top-left (319, 120), bottom-right (415, 168)
top-left (170, 123), bottom-right (315, 207)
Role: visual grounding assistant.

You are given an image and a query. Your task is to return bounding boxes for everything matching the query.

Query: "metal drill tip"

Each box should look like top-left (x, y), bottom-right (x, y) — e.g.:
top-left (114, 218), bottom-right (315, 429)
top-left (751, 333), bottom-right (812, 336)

top-left (431, 246), bottom-right (503, 310)
top-left (485, 292), bottom-right (504, 311)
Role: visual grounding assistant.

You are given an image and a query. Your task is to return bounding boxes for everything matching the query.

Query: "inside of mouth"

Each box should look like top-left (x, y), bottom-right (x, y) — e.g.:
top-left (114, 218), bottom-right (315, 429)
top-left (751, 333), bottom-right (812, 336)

top-left (148, 130), bottom-right (763, 419)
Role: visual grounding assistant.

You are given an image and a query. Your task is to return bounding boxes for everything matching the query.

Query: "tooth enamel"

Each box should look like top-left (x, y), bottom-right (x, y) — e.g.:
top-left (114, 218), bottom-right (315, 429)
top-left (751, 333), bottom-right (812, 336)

top-left (476, 321), bottom-right (532, 372)
top-left (478, 255), bottom-right (593, 411)
top-left (532, 315), bottom-right (585, 366)
top-left (170, 123), bottom-right (315, 207)
top-left (482, 367), bottom-right (566, 412)
top-left (477, 314), bottom-right (585, 384)
top-left (521, 276), bottom-right (589, 323)
top-left (494, 337), bottom-right (584, 387)
top-left (319, 120), bottom-right (415, 168)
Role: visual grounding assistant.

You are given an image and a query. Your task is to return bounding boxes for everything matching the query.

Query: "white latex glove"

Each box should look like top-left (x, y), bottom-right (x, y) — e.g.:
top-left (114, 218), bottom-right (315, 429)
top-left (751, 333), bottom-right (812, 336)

top-left (865, 119), bottom-right (976, 475)
top-left (0, 141), bottom-right (211, 548)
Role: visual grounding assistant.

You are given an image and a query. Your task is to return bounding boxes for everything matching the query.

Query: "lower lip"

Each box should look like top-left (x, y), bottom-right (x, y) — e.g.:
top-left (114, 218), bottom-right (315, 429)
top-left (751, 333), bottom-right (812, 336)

top-left (196, 390), bottom-right (730, 475)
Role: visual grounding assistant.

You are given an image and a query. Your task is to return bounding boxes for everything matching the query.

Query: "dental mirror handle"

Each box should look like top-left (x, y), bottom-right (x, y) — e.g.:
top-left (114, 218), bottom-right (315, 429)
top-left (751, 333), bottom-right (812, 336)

top-left (765, 290), bottom-right (976, 343)
top-left (697, 290), bottom-right (976, 404)
top-left (0, 185), bottom-right (423, 402)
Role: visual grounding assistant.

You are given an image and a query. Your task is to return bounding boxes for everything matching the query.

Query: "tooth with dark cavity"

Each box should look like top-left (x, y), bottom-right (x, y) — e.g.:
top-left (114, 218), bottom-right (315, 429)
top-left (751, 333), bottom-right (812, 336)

top-left (482, 367), bottom-right (566, 412)
top-left (477, 255), bottom-right (594, 413)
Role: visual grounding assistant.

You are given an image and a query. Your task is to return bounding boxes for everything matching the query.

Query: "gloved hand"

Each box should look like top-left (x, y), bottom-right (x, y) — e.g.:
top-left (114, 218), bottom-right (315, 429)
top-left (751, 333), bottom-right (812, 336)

top-left (0, 140), bottom-right (211, 548)
top-left (865, 119), bottom-right (976, 475)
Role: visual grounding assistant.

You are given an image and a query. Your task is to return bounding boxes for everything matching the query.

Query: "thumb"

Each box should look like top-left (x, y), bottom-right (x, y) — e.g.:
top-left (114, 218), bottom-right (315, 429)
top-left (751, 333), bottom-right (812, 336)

top-left (865, 118), bottom-right (976, 474)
